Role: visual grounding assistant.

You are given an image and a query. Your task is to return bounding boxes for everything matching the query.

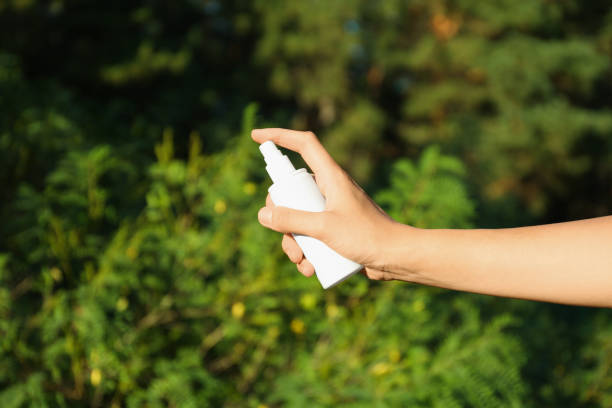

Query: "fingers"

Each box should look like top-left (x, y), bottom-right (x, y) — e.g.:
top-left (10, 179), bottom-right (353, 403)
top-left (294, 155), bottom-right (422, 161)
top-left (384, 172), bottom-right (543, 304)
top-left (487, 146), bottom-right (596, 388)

top-left (266, 193), bottom-right (274, 208)
top-left (265, 194), bottom-right (316, 278)
top-left (297, 259), bottom-right (315, 277)
top-left (251, 128), bottom-right (340, 178)
top-left (258, 205), bottom-right (328, 238)
top-left (281, 233), bottom-right (304, 263)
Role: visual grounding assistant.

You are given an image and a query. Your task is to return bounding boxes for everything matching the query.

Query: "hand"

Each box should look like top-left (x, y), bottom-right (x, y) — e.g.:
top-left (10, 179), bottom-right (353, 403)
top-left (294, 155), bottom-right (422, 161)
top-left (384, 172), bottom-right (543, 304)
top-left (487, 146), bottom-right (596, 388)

top-left (252, 128), bottom-right (408, 280)
top-left (252, 129), bottom-right (612, 305)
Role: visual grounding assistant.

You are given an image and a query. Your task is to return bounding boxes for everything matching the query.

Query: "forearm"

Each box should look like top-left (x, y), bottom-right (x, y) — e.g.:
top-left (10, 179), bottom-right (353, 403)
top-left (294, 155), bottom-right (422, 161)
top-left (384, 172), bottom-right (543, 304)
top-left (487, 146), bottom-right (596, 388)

top-left (387, 216), bottom-right (612, 307)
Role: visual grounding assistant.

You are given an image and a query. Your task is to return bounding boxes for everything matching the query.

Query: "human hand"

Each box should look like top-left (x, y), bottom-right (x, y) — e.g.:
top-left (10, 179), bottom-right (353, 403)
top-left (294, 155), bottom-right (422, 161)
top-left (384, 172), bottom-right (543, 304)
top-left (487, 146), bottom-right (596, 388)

top-left (253, 130), bottom-right (612, 306)
top-left (252, 128), bottom-right (409, 281)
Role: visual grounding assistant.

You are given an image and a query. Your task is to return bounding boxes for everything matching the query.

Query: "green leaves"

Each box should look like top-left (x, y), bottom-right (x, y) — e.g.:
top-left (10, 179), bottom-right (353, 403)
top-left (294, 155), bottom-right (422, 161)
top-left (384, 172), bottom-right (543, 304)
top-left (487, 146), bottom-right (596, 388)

top-left (377, 146), bottom-right (474, 228)
top-left (0, 102), bottom-right (518, 406)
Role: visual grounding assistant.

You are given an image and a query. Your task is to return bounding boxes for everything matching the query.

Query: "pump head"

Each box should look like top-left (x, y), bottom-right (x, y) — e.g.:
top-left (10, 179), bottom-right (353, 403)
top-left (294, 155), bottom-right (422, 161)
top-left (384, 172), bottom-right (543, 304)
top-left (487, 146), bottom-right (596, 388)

top-left (259, 141), bottom-right (296, 184)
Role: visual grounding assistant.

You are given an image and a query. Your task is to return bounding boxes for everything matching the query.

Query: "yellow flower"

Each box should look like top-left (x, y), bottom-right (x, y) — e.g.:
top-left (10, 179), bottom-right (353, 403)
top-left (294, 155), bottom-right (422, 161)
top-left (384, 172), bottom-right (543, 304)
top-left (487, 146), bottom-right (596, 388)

top-left (214, 199), bottom-right (227, 214)
top-left (126, 246), bottom-right (138, 260)
top-left (231, 302), bottom-right (245, 319)
top-left (243, 182), bottom-right (257, 195)
top-left (389, 349), bottom-right (401, 363)
top-left (116, 297), bottom-right (129, 312)
top-left (90, 368), bottom-right (102, 386)
top-left (50, 267), bottom-right (62, 282)
top-left (290, 318), bottom-right (305, 334)
top-left (371, 362), bottom-right (390, 376)
top-left (326, 304), bottom-right (339, 319)
top-left (300, 293), bottom-right (316, 310)
top-left (412, 299), bottom-right (425, 313)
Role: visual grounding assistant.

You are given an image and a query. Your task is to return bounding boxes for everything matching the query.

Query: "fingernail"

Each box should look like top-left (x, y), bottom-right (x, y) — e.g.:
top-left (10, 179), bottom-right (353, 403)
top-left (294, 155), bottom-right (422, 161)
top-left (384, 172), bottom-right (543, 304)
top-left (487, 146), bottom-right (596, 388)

top-left (258, 207), bottom-right (272, 225)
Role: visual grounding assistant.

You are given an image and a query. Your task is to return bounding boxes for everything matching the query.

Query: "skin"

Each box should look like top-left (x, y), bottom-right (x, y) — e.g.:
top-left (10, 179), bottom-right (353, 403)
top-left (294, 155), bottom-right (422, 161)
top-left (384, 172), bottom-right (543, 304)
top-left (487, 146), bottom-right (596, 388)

top-left (252, 128), bottom-right (612, 308)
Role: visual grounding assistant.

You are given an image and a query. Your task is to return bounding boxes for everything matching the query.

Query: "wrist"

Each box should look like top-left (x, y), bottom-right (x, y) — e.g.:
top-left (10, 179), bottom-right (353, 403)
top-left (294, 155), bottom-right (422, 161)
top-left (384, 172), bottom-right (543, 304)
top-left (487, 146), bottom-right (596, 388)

top-left (378, 221), bottom-right (430, 282)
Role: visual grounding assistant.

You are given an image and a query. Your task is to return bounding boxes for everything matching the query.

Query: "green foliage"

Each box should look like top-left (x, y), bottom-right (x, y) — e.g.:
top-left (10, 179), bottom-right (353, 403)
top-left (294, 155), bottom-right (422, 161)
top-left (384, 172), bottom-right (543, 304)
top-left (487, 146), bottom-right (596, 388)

top-left (269, 294), bottom-right (525, 407)
top-left (0, 103), bottom-right (525, 407)
top-left (1, 1), bottom-right (611, 407)
top-left (254, 0), bottom-right (612, 220)
top-left (376, 146), bottom-right (474, 228)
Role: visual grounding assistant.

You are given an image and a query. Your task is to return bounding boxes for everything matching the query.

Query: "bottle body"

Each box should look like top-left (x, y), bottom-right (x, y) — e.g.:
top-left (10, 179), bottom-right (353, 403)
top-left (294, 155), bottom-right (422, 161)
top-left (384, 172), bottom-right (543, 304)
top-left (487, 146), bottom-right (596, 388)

top-left (268, 168), bottom-right (362, 289)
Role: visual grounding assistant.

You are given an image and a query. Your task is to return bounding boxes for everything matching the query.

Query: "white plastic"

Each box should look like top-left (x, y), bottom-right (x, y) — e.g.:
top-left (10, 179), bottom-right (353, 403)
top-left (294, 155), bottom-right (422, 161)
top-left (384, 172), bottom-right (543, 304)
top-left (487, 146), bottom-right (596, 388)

top-left (259, 141), bottom-right (362, 288)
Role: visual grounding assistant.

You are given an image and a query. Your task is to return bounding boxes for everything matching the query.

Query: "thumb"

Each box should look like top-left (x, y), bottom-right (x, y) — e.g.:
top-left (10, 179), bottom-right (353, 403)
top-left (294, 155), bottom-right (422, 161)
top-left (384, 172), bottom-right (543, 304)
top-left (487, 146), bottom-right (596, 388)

top-left (258, 206), bottom-right (328, 238)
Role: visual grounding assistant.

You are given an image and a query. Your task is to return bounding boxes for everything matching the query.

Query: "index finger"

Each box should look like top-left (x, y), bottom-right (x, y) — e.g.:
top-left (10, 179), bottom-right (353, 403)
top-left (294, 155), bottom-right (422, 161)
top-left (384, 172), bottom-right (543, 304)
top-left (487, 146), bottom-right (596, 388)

top-left (251, 128), bottom-right (340, 177)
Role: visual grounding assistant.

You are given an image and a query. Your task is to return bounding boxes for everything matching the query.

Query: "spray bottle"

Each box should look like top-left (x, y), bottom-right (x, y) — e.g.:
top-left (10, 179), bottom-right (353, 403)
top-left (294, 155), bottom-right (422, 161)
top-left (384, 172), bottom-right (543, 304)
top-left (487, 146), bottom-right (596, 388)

top-left (259, 141), bottom-right (362, 288)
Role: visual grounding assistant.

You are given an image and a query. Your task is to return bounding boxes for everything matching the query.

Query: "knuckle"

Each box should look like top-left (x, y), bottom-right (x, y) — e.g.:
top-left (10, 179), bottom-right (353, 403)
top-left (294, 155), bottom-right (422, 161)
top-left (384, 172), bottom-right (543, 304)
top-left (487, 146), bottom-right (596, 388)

top-left (302, 131), bottom-right (318, 148)
top-left (304, 130), bottom-right (317, 141)
top-left (271, 210), bottom-right (283, 229)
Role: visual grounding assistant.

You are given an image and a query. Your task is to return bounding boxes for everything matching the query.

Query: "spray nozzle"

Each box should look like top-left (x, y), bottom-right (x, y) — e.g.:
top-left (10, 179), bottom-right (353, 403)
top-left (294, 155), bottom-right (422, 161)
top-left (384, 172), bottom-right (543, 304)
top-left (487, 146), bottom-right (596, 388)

top-left (259, 141), bottom-right (296, 184)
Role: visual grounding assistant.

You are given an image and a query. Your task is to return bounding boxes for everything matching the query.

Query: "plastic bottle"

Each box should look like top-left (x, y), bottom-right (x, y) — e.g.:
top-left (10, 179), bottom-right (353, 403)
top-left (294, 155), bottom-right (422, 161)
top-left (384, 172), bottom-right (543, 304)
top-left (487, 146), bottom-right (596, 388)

top-left (259, 141), bottom-right (362, 288)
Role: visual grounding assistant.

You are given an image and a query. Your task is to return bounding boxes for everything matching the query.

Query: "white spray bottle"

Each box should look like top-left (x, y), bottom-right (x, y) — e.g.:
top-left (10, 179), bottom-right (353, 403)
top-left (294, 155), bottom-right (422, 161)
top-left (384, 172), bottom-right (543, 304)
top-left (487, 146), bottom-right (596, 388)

top-left (259, 141), bottom-right (362, 289)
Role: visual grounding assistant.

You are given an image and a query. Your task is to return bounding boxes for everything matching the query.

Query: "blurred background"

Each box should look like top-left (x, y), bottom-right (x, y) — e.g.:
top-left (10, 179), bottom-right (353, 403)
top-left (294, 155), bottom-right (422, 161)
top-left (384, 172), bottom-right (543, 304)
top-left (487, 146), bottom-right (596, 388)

top-left (1, 0), bottom-right (612, 406)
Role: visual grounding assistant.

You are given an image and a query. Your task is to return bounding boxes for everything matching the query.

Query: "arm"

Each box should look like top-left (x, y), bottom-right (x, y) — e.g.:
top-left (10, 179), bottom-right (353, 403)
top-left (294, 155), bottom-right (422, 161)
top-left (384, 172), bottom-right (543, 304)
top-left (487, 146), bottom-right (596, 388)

top-left (389, 218), bottom-right (612, 307)
top-left (252, 128), bottom-right (612, 308)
